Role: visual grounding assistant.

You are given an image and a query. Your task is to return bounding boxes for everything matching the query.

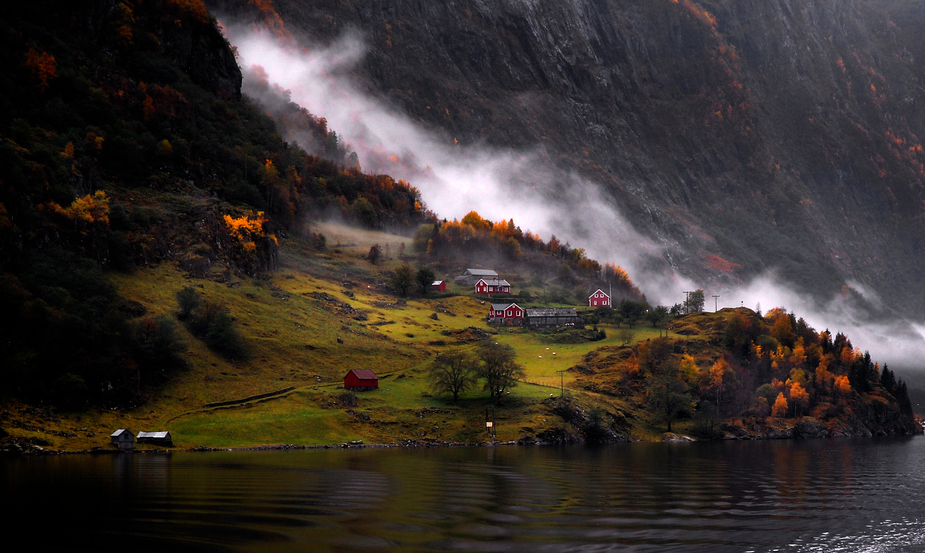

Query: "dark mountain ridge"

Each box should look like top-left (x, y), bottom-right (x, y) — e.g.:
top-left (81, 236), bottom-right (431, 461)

top-left (211, 0), bottom-right (925, 319)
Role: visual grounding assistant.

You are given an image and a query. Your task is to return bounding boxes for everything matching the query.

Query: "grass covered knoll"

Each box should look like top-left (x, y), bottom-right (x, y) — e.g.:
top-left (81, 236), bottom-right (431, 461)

top-left (0, 222), bottom-right (638, 451)
top-left (573, 307), bottom-right (919, 439)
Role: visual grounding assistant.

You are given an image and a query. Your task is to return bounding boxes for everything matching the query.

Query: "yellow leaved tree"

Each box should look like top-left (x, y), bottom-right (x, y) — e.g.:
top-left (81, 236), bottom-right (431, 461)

top-left (222, 211), bottom-right (278, 274)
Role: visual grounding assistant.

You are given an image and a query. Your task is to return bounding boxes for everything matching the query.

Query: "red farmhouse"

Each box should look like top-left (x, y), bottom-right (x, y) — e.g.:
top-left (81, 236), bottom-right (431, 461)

top-left (475, 278), bottom-right (511, 296)
top-left (589, 289), bottom-right (611, 307)
top-left (488, 302), bottom-right (524, 325)
top-left (344, 369), bottom-right (379, 390)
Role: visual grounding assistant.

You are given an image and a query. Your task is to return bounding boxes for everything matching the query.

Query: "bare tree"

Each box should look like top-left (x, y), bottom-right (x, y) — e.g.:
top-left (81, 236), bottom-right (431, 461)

top-left (428, 351), bottom-right (477, 402)
top-left (619, 327), bottom-right (635, 346)
top-left (367, 244), bottom-right (382, 264)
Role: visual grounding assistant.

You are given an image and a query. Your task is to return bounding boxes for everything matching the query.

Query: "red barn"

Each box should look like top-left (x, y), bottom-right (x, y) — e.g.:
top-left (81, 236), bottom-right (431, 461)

top-left (432, 280), bottom-right (446, 292)
top-left (589, 289), bottom-right (611, 307)
top-left (344, 369), bottom-right (379, 390)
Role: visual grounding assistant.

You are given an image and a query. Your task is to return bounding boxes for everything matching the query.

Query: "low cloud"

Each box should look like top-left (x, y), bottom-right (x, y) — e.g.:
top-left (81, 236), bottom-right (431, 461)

top-left (226, 27), bottom-right (662, 273)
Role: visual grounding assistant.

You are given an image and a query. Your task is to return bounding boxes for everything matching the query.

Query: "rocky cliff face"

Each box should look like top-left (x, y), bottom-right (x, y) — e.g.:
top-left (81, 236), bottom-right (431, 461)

top-left (81, 0), bottom-right (242, 99)
top-left (211, 0), bottom-right (925, 317)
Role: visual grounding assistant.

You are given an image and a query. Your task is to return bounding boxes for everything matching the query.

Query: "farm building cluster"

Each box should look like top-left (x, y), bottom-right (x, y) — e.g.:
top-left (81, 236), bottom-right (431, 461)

top-left (456, 269), bottom-right (613, 309)
top-left (110, 429), bottom-right (173, 450)
top-left (488, 303), bottom-right (583, 328)
top-left (455, 268), bottom-right (510, 296)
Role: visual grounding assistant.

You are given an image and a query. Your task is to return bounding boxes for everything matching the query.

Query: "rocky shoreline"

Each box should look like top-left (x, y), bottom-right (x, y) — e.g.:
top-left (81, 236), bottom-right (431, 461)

top-left (3, 418), bottom-right (919, 456)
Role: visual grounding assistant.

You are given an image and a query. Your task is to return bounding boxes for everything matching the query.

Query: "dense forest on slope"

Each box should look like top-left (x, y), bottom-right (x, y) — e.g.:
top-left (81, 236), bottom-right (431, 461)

top-left (0, 0), bottom-right (429, 407)
top-left (215, 0), bottom-right (925, 320)
top-left (577, 306), bottom-right (917, 439)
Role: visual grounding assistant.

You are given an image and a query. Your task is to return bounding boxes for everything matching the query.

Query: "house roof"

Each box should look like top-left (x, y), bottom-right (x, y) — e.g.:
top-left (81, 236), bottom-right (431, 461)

top-left (432, 280), bottom-right (444, 286)
top-left (137, 431), bottom-right (170, 439)
top-left (590, 288), bottom-right (610, 298)
top-left (491, 302), bottom-right (521, 310)
top-left (526, 308), bottom-right (578, 317)
top-left (465, 268), bottom-right (499, 277)
top-left (111, 428), bottom-right (132, 437)
top-left (347, 369), bottom-right (379, 380)
top-left (478, 278), bottom-right (510, 286)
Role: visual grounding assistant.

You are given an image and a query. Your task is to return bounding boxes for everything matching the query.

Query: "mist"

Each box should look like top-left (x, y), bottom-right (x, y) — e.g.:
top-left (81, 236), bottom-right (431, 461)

top-left (219, 24), bottom-right (925, 375)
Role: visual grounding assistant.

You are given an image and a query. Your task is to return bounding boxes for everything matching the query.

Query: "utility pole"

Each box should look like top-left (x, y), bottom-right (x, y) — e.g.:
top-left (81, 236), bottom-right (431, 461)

top-left (713, 295), bottom-right (720, 312)
top-left (556, 370), bottom-right (567, 398)
top-left (683, 291), bottom-right (692, 314)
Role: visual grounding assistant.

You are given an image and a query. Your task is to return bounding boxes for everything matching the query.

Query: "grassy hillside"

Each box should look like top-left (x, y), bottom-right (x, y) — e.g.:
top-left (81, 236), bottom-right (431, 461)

top-left (4, 220), bottom-right (916, 454)
top-left (0, 222), bottom-right (668, 451)
top-left (0, 1), bottom-right (917, 453)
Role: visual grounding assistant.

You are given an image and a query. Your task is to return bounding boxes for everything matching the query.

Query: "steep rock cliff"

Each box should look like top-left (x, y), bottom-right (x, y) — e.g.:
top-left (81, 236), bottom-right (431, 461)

top-left (211, 0), bottom-right (925, 316)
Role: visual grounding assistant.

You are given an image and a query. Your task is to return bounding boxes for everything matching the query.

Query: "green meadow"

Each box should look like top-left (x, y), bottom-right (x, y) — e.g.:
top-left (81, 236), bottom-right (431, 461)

top-left (8, 222), bottom-right (677, 450)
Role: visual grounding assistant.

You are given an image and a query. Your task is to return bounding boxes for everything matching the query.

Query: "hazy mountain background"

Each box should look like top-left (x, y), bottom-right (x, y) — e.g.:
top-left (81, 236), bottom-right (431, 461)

top-left (209, 0), bottom-right (925, 314)
top-left (198, 0), bottom-right (925, 375)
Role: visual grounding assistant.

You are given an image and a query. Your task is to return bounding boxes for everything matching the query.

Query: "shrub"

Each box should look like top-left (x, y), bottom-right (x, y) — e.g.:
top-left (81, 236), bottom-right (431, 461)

top-left (204, 311), bottom-right (249, 361)
top-left (176, 286), bottom-right (201, 319)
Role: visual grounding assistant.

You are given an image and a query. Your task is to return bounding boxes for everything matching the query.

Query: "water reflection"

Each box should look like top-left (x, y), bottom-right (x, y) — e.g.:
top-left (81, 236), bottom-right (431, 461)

top-left (3, 438), bottom-right (925, 552)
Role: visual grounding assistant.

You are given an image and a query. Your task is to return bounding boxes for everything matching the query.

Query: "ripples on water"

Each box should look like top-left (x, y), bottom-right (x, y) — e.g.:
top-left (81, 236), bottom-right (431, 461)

top-left (4, 438), bottom-right (925, 552)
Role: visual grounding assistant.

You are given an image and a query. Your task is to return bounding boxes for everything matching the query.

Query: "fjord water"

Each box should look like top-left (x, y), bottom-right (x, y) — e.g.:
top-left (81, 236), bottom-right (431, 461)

top-left (5, 438), bottom-right (925, 552)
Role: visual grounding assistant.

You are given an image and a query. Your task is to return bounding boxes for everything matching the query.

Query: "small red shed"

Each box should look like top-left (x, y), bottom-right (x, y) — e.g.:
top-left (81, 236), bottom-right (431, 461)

top-left (432, 280), bottom-right (446, 292)
top-left (344, 369), bottom-right (379, 390)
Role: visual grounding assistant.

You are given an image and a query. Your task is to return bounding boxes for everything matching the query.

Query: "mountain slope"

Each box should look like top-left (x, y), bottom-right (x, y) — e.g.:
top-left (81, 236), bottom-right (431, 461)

top-left (212, 0), bottom-right (925, 318)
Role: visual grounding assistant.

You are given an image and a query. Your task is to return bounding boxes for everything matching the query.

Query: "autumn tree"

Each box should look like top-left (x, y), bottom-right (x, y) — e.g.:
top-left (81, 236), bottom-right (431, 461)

top-left (834, 375), bottom-right (852, 398)
top-left (769, 309), bottom-right (795, 348)
top-left (428, 351), bottom-right (477, 402)
top-left (723, 311), bottom-right (756, 359)
top-left (771, 392), bottom-right (789, 418)
top-left (24, 48), bottom-right (56, 92)
top-left (789, 381), bottom-right (809, 417)
top-left (705, 356), bottom-right (733, 414)
top-left (43, 191), bottom-right (111, 262)
top-left (223, 211), bottom-right (278, 273)
top-left (476, 342), bottom-right (525, 403)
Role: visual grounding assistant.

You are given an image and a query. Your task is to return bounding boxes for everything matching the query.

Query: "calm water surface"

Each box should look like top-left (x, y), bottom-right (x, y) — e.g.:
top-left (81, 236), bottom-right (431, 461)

top-left (5, 438), bottom-right (925, 552)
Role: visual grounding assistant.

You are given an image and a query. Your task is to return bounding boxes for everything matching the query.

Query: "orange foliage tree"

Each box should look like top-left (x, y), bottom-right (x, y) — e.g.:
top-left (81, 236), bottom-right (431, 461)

top-left (222, 211), bottom-right (278, 274)
top-left (24, 48), bottom-right (56, 92)
top-left (771, 393), bottom-right (789, 418)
